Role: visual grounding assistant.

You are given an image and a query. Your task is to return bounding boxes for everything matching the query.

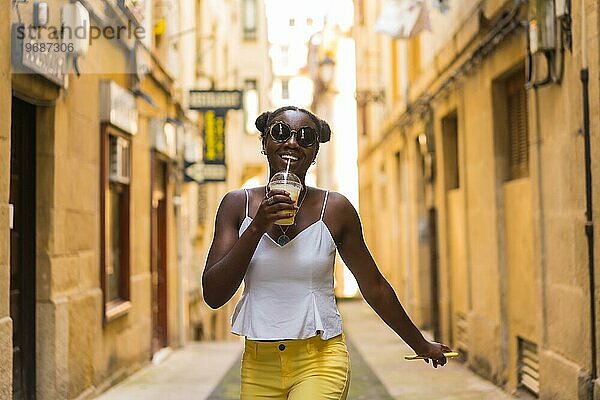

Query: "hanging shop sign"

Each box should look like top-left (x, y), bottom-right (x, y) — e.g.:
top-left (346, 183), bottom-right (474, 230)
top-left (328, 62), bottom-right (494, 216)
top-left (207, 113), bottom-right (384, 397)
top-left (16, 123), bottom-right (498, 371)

top-left (150, 118), bottom-right (178, 159)
top-left (100, 80), bottom-right (138, 135)
top-left (188, 90), bottom-right (243, 111)
top-left (11, 23), bottom-right (67, 88)
top-left (199, 109), bottom-right (227, 181)
top-left (184, 161), bottom-right (227, 184)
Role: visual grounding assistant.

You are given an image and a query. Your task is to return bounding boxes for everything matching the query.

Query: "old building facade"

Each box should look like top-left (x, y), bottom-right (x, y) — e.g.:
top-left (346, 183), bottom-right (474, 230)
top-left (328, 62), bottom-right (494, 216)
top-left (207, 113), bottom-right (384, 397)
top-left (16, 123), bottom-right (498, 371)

top-left (354, 0), bottom-right (599, 398)
top-left (186, 0), bottom-right (272, 342)
top-left (3, 0), bottom-right (204, 398)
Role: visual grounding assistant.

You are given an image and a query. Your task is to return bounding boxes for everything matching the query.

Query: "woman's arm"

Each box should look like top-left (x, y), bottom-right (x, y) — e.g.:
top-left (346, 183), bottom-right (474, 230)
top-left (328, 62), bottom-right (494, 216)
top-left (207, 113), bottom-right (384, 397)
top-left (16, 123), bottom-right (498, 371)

top-left (202, 188), bottom-right (295, 309)
top-left (331, 193), bottom-right (452, 366)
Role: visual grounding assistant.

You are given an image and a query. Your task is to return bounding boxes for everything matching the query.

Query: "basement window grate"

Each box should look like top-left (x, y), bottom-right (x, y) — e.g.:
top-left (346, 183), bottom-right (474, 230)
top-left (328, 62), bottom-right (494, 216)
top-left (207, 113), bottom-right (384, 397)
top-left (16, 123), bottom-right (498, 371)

top-left (518, 337), bottom-right (540, 396)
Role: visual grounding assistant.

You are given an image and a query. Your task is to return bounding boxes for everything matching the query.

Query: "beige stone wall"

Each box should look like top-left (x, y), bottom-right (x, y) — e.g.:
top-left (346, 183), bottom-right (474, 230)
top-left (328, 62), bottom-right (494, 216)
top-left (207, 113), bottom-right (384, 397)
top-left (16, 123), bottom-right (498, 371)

top-left (9, 17), bottom-right (185, 400)
top-left (355, 0), bottom-right (600, 398)
top-left (535, 2), bottom-right (599, 397)
top-left (0, 1), bottom-right (12, 398)
top-left (189, 0), bottom-right (271, 342)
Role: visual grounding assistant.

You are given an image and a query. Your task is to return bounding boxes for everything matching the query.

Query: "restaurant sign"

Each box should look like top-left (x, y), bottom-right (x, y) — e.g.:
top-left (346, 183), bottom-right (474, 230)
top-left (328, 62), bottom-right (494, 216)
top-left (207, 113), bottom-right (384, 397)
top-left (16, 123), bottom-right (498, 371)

top-left (199, 109), bottom-right (227, 181)
top-left (189, 90), bottom-right (243, 111)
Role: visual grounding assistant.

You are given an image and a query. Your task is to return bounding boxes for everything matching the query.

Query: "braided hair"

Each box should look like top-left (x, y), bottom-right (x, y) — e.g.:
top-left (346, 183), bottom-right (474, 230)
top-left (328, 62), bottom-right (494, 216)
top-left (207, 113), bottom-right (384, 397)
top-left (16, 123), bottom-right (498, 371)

top-left (255, 106), bottom-right (332, 143)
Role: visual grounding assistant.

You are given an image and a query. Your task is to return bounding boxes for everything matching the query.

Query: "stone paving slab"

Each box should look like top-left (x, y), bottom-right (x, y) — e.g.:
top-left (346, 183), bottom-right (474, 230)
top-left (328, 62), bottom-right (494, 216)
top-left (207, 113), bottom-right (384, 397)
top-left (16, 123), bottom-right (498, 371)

top-left (97, 298), bottom-right (517, 400)
top-left (95, 341), bottom-right (243, 400)
top-left (338, 298), bottom-right (516, 400)
top-left (205, 334), bottom-right (394, 399)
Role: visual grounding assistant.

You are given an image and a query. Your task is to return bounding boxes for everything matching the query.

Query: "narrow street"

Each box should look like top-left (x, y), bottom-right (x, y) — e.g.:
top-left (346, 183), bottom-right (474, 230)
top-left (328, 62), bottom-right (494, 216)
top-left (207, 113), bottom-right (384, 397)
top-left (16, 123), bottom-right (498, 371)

top-left (97, 299), bottom-right (514, 400)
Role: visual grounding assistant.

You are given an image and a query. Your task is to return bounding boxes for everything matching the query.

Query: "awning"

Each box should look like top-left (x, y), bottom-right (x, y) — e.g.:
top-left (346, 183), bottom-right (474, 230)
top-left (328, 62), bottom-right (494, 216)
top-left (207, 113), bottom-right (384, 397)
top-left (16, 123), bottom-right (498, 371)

top-left (374, 0), bottom-right (430, 39)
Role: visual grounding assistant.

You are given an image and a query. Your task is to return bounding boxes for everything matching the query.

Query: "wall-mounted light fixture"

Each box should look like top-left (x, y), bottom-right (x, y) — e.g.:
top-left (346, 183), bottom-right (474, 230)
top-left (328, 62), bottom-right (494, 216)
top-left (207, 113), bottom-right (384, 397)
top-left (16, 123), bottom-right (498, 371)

top-left (318, 55), bottom-right (336, 88)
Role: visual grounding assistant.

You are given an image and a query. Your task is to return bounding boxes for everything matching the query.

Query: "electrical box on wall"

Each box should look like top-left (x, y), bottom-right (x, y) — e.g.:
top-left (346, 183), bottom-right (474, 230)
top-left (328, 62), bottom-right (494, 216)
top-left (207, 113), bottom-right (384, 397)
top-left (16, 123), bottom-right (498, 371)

top-left (33, 2), bottom-right (49, 27)
top-left (60, 1), bottom-right (90, 56)
top-left (529, 0), bottom-right (556, 53)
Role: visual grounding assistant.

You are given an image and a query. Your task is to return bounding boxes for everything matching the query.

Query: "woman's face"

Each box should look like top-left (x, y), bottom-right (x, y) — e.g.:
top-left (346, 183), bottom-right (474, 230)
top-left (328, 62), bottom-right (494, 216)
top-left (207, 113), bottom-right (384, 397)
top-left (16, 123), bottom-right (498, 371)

top-left (263, 110), bottom-right (319, 177)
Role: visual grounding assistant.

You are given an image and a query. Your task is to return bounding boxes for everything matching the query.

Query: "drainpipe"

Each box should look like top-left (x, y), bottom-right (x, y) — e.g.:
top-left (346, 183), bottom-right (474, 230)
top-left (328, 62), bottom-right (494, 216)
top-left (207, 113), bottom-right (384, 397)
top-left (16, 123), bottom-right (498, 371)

top-left (580, 0), bottom-right (596, 381)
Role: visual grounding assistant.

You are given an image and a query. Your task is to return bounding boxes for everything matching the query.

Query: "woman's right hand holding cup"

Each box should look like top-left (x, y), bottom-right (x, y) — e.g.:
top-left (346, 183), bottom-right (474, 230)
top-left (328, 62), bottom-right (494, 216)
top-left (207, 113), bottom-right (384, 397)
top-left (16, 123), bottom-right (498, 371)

top-left (252, 188), bottom-right (296, 232)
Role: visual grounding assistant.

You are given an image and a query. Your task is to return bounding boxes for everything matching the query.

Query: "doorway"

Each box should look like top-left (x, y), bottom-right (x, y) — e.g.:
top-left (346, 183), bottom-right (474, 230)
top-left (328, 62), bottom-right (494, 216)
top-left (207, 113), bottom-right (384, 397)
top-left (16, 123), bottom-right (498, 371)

top-left (151, 156), bottom-right (168, 354)
top-left (10, 97), bottom-right (37, 400)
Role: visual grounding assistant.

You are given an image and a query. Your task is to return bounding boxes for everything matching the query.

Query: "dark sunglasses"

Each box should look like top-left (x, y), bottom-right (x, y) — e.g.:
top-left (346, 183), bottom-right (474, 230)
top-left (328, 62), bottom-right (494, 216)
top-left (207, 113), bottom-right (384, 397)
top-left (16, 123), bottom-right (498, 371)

top-left (268, 122), bottom-right (318, 148)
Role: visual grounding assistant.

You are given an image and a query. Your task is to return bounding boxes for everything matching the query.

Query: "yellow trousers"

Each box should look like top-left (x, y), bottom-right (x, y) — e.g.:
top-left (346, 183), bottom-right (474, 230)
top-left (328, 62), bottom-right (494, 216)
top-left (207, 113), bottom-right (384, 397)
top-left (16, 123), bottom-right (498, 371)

top-left (241, 333), bottom-right (350, 399)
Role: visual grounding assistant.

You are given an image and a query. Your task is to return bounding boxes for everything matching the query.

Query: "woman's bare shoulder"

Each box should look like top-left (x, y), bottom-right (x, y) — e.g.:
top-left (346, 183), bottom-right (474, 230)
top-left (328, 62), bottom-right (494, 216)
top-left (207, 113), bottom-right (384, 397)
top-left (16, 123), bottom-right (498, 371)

top-left (316, 190), bottom-right (359, 223)
top-left (220, 186), bottom-right (266, 212)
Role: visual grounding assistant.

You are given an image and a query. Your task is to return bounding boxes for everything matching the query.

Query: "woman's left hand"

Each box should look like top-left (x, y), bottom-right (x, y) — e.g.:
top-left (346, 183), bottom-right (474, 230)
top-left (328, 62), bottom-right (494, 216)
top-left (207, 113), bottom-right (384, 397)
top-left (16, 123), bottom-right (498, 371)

top-left (415, 341), bottom-right (454, 368)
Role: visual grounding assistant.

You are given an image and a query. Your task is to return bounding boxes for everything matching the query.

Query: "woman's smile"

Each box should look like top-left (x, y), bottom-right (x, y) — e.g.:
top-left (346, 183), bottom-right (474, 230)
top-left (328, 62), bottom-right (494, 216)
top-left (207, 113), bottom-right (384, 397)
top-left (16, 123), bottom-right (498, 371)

top-left (278, 152), bottom-right (303, 167)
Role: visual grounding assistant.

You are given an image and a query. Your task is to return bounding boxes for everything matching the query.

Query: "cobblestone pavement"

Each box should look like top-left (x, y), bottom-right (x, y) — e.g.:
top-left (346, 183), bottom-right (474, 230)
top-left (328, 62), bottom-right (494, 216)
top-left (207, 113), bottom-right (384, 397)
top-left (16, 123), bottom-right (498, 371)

top-left (97, 298), bottom-right (516, 399)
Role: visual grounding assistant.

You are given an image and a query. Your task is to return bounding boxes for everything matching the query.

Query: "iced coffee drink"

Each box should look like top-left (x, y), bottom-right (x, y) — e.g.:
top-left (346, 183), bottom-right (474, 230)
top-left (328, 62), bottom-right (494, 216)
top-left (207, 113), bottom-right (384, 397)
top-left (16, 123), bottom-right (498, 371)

top-left (268, 172), bottom-right (302, 225)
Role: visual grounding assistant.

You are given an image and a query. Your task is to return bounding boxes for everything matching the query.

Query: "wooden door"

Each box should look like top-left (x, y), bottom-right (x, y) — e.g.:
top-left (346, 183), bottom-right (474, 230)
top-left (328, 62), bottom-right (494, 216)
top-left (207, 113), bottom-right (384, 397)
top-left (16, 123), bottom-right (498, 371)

top-left (151, 156), bottom-right (168, 354)
top-left (10, 97), bottom-right (37, 400)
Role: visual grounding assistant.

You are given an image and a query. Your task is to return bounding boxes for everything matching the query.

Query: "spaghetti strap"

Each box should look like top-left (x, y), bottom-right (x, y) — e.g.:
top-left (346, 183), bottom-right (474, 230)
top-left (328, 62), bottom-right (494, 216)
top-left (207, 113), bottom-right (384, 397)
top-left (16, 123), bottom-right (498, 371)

top-left (320, 190), bottom-right (329, 220)
top-left (244, 189), bottom-right (249, 218)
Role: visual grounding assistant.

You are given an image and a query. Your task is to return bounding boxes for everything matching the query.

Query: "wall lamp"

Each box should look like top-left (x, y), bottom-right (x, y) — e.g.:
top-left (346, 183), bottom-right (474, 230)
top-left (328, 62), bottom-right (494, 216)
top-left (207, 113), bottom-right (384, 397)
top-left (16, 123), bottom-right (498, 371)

top-left (318, 55), bottom-right (336, 87)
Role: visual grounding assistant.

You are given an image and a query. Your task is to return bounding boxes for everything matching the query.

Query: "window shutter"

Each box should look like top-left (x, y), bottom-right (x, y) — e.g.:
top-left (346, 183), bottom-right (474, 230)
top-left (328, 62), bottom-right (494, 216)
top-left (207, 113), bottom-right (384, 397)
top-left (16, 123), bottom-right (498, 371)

top-left (506, 71), bottom-right (529, 179)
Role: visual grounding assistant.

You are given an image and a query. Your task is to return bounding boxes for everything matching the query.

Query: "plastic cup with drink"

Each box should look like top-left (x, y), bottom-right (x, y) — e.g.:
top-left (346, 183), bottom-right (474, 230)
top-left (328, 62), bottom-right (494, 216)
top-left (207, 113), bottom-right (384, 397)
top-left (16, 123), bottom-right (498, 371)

top-left (268, 171), bottom-right (303, 225)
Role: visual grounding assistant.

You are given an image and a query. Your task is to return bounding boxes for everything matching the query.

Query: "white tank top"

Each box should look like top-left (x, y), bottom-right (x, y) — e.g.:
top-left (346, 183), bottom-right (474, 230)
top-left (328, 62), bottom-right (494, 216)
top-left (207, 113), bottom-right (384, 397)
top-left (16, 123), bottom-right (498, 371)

top-left (230, 189), bottom-right (343, 340)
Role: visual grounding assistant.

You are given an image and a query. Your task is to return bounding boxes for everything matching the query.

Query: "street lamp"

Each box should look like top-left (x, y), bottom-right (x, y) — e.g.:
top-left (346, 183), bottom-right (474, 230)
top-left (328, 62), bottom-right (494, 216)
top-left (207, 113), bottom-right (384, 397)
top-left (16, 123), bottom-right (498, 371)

top-left (318, 55), bottom-right (335, 88)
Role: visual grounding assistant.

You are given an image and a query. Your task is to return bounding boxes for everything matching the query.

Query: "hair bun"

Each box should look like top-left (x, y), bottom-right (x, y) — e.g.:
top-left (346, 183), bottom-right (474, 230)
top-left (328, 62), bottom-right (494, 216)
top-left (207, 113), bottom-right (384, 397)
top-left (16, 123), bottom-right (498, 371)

top-left (255, 112), bottom-right (271, 133)
top-left (319, 120), bottom-right (331, 143)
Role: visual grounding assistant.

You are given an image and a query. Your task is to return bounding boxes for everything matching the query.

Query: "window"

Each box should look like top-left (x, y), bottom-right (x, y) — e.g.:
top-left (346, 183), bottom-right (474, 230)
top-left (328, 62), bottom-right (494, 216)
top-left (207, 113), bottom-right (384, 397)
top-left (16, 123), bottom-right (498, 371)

top-left (281, 45), bottom-right (289, 67)
top-left (243, 0), bottom-right (257, 40)
top-left (379, 162), bottom-right (388, 210)
top-left (244, 79), bottom-right (259, 133)
top-left (505, 71), bottom-right (529, 179)
top-left (101, 125), bottom-right (132, 321)
top-left (357, 0), bottom-right (365, 25)
top-left (407, 36), bottom-right (421, 84)
top-left (281, 78), bottom-right (289, 99)
top-left (441, 112), bottom-right (459, 190)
